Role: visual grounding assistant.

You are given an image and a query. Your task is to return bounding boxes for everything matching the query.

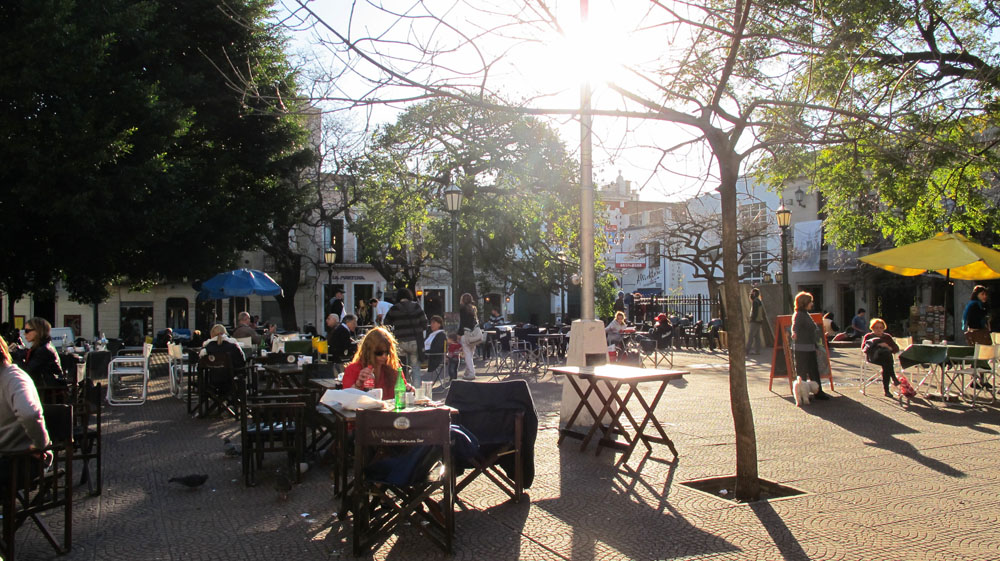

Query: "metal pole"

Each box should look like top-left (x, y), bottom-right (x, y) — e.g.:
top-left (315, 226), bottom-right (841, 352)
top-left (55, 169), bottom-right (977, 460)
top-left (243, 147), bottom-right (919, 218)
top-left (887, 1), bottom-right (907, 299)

top-left (451, 215), bottom-right (459, 312)
top-left (780, 227), bottom-right (791, 315)
top-left (561, 261), bottom-right (567, 322)
top-left (579, 0), bottom-right (595, 321)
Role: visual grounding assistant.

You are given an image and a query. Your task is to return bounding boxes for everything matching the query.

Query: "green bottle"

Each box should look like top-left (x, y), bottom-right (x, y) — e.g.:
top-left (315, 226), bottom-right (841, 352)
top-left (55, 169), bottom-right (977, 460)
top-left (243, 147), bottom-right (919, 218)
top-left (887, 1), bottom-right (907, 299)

top-left (394, 367), bottom-right (406, 411)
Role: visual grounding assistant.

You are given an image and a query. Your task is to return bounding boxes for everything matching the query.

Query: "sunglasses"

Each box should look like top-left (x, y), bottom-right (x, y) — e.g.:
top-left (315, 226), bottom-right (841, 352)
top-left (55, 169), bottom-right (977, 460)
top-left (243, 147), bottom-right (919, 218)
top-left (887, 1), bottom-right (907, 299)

top-left (23, 328), bottom-right (35, 334)
top-left (374, 349), bottom-right (389, 357)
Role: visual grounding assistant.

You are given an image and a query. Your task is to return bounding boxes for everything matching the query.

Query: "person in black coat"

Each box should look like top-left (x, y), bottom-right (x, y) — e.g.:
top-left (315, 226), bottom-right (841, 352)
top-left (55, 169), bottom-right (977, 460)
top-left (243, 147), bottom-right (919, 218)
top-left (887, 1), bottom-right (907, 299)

top-left (650, 314), bottom-right (673, 350)
top-left (199, 324), bottom-right (246, 398)
top-left (13, 317), bottom-right (64, 388)
top-left (328, 315), bottom-right (358, 364)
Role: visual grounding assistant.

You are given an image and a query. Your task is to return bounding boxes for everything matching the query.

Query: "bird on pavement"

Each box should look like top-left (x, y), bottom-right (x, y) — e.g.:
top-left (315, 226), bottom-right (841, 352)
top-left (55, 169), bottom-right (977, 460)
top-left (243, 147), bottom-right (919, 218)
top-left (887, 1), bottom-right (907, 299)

top-left (223, 437), bottom-right (240, 457)
top-left (168, 474), bottom-right (209, 488)
top-left (275, 467), bottom-right (293, 501)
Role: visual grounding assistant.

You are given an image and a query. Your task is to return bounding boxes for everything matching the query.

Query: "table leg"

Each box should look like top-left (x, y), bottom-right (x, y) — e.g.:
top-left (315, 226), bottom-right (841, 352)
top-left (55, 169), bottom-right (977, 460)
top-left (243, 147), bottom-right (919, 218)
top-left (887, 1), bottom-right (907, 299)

top-left (584, 380), bottom-right (623, 453)
top-left (557, 375), bottom-right (595, 445)
top-left (632, 380), bottom-right (677, 458)
top-left (595, 382), bottom-right (640, 459)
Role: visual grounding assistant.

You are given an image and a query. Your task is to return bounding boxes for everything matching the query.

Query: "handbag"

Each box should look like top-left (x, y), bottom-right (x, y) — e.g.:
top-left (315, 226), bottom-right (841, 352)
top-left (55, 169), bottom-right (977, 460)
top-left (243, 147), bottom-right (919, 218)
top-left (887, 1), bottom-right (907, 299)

top-left (464, 326), bottom-right (484, 345)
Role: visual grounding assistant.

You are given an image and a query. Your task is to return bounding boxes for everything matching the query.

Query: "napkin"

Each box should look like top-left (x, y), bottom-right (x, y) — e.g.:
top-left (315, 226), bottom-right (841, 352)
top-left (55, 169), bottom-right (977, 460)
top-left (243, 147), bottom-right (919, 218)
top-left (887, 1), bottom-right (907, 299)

top-left (320, 388), bottom-right (385, 410)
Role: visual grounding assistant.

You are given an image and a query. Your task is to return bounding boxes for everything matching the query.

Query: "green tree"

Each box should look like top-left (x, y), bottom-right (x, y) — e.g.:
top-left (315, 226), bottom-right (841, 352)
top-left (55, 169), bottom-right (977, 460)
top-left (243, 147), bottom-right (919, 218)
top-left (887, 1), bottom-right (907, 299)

top-left (0, 0), bottom-right (313, 320)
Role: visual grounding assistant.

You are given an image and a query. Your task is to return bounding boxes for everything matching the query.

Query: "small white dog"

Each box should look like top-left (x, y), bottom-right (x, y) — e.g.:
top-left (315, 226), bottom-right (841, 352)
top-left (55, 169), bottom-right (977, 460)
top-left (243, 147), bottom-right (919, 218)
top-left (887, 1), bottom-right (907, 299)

top-left (793, 378), bottom-right (820, 406)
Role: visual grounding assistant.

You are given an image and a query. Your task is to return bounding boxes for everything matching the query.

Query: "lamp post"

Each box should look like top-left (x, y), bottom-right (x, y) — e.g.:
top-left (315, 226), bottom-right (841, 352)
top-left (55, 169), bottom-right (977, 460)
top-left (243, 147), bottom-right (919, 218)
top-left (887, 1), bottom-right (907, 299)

top-left (775, 204), bottom-right (792, 315)
top-left (324, 245), bottom-right (337, 313)
top-left (444, 184), bottom-right (463, 312)
top-left (558, 249), bottom-right (567, 323)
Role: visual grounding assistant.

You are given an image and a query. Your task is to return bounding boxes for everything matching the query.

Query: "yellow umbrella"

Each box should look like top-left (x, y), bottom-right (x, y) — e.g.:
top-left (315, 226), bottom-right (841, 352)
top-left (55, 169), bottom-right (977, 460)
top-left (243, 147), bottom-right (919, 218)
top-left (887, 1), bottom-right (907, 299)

top-left (859, 232), bottom-right (1000, 280)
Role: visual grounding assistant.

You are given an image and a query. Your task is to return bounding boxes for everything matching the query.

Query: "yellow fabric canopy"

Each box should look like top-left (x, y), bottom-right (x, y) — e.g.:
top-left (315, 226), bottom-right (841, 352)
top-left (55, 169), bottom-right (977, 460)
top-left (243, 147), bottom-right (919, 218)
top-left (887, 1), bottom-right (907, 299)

top-left (859, 232), bottom-right (1000, 280)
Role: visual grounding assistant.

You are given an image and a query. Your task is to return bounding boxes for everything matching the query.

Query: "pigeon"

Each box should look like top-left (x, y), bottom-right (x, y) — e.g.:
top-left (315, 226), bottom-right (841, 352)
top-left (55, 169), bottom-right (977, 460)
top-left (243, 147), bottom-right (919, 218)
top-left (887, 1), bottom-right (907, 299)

top-left (275, 467), bottom-right (293, 501)
top-left (223, 437), bottom-right (241, 457)
top-left (168, 474), bottom-right (209, 488)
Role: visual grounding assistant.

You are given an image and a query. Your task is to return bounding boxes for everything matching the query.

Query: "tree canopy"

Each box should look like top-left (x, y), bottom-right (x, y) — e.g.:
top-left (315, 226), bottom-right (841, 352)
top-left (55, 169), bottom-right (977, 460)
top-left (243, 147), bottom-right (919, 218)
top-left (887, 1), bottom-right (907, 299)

top-left (0, 0), bottom-right (314, 306)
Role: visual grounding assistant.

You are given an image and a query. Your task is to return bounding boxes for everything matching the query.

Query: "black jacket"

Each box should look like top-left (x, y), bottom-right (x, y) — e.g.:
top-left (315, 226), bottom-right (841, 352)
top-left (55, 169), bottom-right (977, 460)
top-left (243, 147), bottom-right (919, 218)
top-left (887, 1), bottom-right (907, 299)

top-left (444, 379), bottom-right (537, 488)
top-left (16, 342), bottom-right (64, 387)
top-left (385, 300), bottom-right (428, 343)
top-left (328, 324), bottom-right (356, 363)
top-left (458, 304), bottom-right (478, 336)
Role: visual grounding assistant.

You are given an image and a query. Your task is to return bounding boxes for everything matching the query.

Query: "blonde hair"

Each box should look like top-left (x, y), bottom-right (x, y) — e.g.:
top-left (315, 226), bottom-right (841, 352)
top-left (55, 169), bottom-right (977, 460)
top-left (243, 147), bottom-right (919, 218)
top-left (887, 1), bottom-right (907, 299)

top-left (351, 326), bottom-right (401, 372)
top-left (794, 291), bottom-right (813, 311)
top-left (0, 336), bottom-right (11, 366)
top-left (869, 318), bottom-right (886, 330)
top-left (210, 324), bottom-right (228, 344)
top-left (614, 311), bottom-right (625, 322)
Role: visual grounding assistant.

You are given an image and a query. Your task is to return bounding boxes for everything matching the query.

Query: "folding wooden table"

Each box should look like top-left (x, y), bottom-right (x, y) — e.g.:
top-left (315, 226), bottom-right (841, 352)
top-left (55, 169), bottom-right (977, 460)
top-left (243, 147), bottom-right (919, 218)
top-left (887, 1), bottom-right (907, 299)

top-left (552, 365), bottom-right (685, 465)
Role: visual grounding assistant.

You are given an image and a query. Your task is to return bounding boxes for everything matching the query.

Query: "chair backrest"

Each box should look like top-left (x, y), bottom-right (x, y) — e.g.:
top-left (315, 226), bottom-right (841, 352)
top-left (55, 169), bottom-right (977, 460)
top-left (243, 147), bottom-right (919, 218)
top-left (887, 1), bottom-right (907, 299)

top-left (284, 339), bottom-right (313, 355)
top-left (236, 337), bottom-right (254, 349)
top-left (43, 403), bottom-right (74, 446)
top-left (167, 342), bottom-right (184, 360)
top-left (992, 332), bottom-right (1000, 345)
top-left (355, 407), bottom-right (451, 448)
top-left (142, 342), bottom-right (153, 359)
top-left (85, 350), bottom-right (112, 380)
top-left (199, 352), bottom-right (233, 371)
top-left (974, 343), bottom-right (997, 361)
top-left (895, 336), bottom-right (913, 350)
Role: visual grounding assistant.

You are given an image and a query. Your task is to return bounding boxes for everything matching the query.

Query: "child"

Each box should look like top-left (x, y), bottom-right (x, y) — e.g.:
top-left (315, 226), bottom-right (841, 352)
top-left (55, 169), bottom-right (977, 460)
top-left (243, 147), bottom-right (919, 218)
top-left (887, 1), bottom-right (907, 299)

top-left (446, 333), bottom-right (462, 380)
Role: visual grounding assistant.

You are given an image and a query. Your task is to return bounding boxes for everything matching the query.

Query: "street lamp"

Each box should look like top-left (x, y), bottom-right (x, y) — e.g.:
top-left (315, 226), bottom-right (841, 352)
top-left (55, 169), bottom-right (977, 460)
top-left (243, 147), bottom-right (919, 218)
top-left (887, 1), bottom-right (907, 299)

top-left (558, 249), bottom-right (567, 324)
top-left (444, 184), bottom-right (463, 311)
top-left (324, 245), bottom-right (337, 313)
top-left (775, 204), bottom-right (792, 315)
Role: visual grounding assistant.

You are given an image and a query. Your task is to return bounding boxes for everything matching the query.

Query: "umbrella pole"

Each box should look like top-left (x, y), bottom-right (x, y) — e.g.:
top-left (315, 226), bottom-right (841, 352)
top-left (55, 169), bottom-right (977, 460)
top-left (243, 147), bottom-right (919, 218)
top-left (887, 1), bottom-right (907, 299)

top-left (945, 269), bottom-right (951, 342)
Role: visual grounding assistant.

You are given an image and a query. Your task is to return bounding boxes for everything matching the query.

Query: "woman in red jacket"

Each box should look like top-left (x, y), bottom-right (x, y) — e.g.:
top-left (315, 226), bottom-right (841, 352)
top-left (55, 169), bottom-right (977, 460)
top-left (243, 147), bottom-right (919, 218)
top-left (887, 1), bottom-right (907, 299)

top-left (342, 327), bottom-right (411, 400)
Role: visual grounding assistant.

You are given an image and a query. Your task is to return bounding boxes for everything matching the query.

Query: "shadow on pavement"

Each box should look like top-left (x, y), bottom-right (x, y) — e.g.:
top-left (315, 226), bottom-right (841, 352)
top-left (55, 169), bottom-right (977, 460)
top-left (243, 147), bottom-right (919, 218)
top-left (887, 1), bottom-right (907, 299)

top-left (748, 500), bottom-right (810, 561)
top-left (802, 398), bottom-right (966, 477)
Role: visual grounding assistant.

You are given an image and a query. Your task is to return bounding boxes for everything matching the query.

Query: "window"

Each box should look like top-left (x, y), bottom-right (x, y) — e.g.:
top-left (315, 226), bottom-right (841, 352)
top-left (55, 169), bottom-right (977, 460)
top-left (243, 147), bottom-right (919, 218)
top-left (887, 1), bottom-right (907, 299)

top-left (647, 241), bottom-right (661, 268)
top-left (739, 202), bottom-right (768, 282)
top-left (323, 219), bottom-right (345, 264)
top-left (166, 298), bottom-right (189, 329)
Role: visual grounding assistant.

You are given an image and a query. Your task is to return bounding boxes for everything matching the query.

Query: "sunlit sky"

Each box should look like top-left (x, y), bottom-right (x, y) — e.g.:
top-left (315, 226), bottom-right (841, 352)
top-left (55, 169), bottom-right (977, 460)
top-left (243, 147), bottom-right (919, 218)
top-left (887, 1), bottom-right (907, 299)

top-left (277, 0), bottom-right (724, 202)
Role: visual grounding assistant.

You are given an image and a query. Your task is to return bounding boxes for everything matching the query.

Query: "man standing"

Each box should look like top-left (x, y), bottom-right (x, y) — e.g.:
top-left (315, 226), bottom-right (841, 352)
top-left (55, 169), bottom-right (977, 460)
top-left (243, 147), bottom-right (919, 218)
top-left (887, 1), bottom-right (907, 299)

top-left (231, 312), bottom-right (261, 345)
top-left (328, 314), bottom-right (358, 363)
top-left (384, 288), bottom-right (428, 384)
top-left (372, 293), bottom-right (392, 325)
top-left (329, 288), bottom-right (345, 320)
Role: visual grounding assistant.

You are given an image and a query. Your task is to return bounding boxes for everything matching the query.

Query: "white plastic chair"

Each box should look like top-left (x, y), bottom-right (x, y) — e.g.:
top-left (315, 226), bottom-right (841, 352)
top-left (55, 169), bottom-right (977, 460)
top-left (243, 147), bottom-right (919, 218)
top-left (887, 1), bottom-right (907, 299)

top-left (107, 342), bottom-right (152, 406)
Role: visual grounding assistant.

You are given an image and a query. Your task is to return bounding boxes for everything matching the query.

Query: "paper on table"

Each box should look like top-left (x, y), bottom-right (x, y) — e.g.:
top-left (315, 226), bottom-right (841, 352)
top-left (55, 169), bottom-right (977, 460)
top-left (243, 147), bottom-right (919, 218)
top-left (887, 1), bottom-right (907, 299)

top-left (320, 388), bottom-right (385, 410)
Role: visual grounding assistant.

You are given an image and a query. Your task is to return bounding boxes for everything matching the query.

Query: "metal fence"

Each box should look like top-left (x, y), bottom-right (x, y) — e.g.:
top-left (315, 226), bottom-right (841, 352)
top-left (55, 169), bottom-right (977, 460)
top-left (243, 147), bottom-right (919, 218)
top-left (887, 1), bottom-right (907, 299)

top-left (631, 294), bottom-right (722, 325)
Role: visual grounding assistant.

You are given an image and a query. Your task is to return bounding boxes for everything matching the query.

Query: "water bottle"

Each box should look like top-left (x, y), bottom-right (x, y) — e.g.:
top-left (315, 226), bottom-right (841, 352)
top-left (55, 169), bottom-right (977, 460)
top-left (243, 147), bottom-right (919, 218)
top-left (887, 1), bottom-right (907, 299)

top-left (363, 367), bottom-right (375, 390)
top-left (394, 367), bottom-right (406, 411)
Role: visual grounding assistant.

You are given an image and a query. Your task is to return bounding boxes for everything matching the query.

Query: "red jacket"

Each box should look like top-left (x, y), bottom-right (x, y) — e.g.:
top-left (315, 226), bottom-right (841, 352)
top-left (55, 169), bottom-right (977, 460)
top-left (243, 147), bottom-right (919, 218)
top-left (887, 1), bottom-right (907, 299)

top-left (342, 362), bottom-right (408, 400)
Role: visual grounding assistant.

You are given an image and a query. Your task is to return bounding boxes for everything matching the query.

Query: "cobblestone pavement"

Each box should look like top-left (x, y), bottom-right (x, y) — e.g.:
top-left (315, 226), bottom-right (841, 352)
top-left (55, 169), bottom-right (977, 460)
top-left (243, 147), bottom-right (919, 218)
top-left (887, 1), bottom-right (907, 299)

top-left (15, 347), bottom-right (1000, 560)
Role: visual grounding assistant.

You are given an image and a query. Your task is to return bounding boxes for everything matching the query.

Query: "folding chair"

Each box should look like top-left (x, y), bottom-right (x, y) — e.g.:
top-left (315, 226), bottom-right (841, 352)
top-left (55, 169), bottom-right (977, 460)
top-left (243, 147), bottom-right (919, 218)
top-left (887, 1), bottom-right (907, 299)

top-left (195, 353), bottom-right (238, 418)
top-left (106, 342), bottom-right (152, 405)
top-left (444, 380), bottom-right (537, 505)
top-left (0, 404), bottom-right (74, 560)
top-left (73, 380), bottom-right (103, 496)
top-left (167, 342), bottom-right (188, 399)
top-left (952, 343), bottom-right (997, 405)
top-left (352, 407), bottom-right (453, 556)
top-left (83, 351), bottom-right (111, 382)
top-left (862, 336), bottom-right (911, 396)
top-left (241, 393), bottom-right (306, 487)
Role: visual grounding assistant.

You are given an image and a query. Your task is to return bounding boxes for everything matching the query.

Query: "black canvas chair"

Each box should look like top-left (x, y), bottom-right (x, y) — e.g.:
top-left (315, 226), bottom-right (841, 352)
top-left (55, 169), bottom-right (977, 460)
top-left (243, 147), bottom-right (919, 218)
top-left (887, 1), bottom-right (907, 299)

top-left (444, 380), bottom-right (537, 504)
top-left (240, 392), bottom-right (306, 487)
top-left (352, 408), bottom-right (454, 556)
top-left (195, 354), bottom-right (238, 418)
top-left (0, 404), bottom-right (74, 560)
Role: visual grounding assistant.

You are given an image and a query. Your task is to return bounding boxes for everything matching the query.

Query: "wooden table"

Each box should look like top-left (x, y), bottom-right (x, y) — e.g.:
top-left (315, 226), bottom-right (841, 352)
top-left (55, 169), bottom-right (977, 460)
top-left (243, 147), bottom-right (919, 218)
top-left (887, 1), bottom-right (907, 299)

top-left (552, 364), bottom-right (685, 466)
top-left (308, 377), bottom-right (342, 391)
top-left (262, 363), bottom-right (304, 389)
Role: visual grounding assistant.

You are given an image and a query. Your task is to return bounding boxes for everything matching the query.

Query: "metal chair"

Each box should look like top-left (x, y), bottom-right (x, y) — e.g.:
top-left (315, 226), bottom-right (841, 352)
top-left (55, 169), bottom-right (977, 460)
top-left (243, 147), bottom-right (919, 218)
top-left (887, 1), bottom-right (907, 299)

top-left (73, 380), bottom-right (102, 496)
top-left (952, 343), bottom-right (997, 405)
top-left (240, 391), bottom-right (307, 487)
top-left (167, 342), bottom-right (188, 399)
top-left (861, 336), bottom-right (911, 395)
top-left (106, 342), bottom-right (152, 406)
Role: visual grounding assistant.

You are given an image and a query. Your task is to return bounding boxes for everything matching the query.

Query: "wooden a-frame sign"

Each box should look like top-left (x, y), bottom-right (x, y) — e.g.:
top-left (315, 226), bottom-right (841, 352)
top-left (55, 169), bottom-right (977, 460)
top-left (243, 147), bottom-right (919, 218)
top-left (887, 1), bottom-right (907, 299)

top-left (768, 313), bottom-right (834, 393)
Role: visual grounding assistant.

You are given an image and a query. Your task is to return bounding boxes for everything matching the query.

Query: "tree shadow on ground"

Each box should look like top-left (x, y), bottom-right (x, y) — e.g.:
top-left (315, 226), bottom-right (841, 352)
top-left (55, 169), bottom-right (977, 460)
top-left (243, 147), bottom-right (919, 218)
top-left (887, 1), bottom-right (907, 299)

top-left (528, 445), bottom-right (740, 561)
top-left (748, 500), bottom-right (811, 561)
top-left (802, 398), bottom-right (965, 477)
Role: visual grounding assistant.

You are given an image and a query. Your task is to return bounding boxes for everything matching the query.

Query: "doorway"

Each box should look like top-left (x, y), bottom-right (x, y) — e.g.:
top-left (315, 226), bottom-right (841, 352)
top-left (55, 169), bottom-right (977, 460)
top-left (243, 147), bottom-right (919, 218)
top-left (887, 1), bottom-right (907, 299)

top-left (838, 285), bottom-right (855, 332)
top-left (120, 302), bottom-right (153, 346)
top-left (423, 289), bottom-right (445, 318)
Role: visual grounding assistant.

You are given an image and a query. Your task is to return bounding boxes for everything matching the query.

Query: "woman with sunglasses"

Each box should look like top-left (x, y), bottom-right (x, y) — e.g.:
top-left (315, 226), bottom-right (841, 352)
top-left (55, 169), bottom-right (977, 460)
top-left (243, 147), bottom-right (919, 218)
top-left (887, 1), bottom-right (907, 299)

top-left (13, 317), bottom-right (64, 388)
top-left (342, 327), bottom-right (412, 400)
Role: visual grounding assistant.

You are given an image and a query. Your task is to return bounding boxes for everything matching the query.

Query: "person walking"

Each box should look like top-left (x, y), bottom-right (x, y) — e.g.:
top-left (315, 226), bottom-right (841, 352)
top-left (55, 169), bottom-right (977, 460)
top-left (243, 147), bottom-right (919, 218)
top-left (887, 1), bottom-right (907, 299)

top-left (791, 291), bottom-right (830, 400)
top-left (746, 288), bottom-right (765, 355)
top-left (384, 288), bottom-right (428, 385)
top-left (962, 285), bottom-right (991, 345)
top-left (458, 293), bottom-right (481, 380)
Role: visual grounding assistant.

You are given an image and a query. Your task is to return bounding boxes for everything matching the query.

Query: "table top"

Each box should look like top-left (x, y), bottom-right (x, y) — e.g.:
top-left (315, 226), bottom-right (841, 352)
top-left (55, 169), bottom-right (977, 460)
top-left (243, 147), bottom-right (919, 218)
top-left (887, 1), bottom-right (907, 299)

top-left (322, 402), bottom-right (455, 422)
top-left (308, 378), bottom-right (342, 390)
top-left (263, 363), bottom-right (305, 374)
top-left (550, 364), bottom-right (686, 383)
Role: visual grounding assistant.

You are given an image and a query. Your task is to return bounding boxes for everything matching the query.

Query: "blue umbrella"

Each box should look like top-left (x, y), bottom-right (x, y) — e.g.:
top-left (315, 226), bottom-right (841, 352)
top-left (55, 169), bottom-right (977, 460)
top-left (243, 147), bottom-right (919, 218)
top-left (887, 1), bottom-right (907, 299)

top-left (197, 268), bottom-right (283, 300)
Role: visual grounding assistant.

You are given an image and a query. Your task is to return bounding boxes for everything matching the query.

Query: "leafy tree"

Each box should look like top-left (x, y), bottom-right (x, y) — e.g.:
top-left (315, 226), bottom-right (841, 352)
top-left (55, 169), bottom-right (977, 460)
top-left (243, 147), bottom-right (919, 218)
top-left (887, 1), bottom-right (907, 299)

top-left (0, 0), bottom-right (313, 320)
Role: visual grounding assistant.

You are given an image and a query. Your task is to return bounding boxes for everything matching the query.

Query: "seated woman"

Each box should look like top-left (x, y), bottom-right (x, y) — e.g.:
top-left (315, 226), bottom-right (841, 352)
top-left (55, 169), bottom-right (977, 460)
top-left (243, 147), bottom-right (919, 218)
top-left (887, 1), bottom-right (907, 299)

top-left (861, 318), bottom-right (900, 397)
top-left (651, 313), bottom-right (673, 350)
top-left (199, 324), bottom-right (246, 398)
top-left (13, 317), bottom-right (65, 389)
top-left (0, 335), bottom-right (51, 475)
top-left (343, 327), bottom-right (412, 400)
top-left (605, 311), bottom-right (627, 348)
top-left (423, 316), bottom-right (447, 377)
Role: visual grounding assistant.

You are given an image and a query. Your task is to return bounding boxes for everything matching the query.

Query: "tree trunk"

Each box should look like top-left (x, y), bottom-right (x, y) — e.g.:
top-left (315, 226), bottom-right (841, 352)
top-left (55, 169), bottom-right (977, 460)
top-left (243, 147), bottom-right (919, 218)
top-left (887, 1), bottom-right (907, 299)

top-left (275, 261), bottom-right (300, 331)
top-left (717, 153), bottom-right (760, 501)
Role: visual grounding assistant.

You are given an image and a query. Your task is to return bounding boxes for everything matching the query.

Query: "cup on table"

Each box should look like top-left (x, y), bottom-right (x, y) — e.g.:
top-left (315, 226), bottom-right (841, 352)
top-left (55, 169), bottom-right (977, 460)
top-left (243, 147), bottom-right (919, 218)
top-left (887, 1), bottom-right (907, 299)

top-left (421, 381), bottom-right (433, 400)
top-left (369, 388), bottom-right (383, 401)
top-left (405, 391), bottom-right (415, 407)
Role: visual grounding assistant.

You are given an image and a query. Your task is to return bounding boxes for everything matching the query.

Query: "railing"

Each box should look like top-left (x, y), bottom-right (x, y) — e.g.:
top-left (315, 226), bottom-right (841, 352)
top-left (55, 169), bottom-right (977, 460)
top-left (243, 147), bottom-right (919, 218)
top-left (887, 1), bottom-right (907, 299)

top-left (632, 294), bottom-right (722, 324)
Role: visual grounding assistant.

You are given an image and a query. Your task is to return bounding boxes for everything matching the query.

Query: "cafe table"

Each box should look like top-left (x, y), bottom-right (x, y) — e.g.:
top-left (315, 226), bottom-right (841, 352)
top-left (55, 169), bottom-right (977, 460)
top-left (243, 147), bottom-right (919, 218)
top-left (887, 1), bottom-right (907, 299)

top-left (898, 344), bottom-right (988, 402)
top-left (261, 363), bottom-right (305, 389)
top-left (551, 364), bottom-right (685, 466)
